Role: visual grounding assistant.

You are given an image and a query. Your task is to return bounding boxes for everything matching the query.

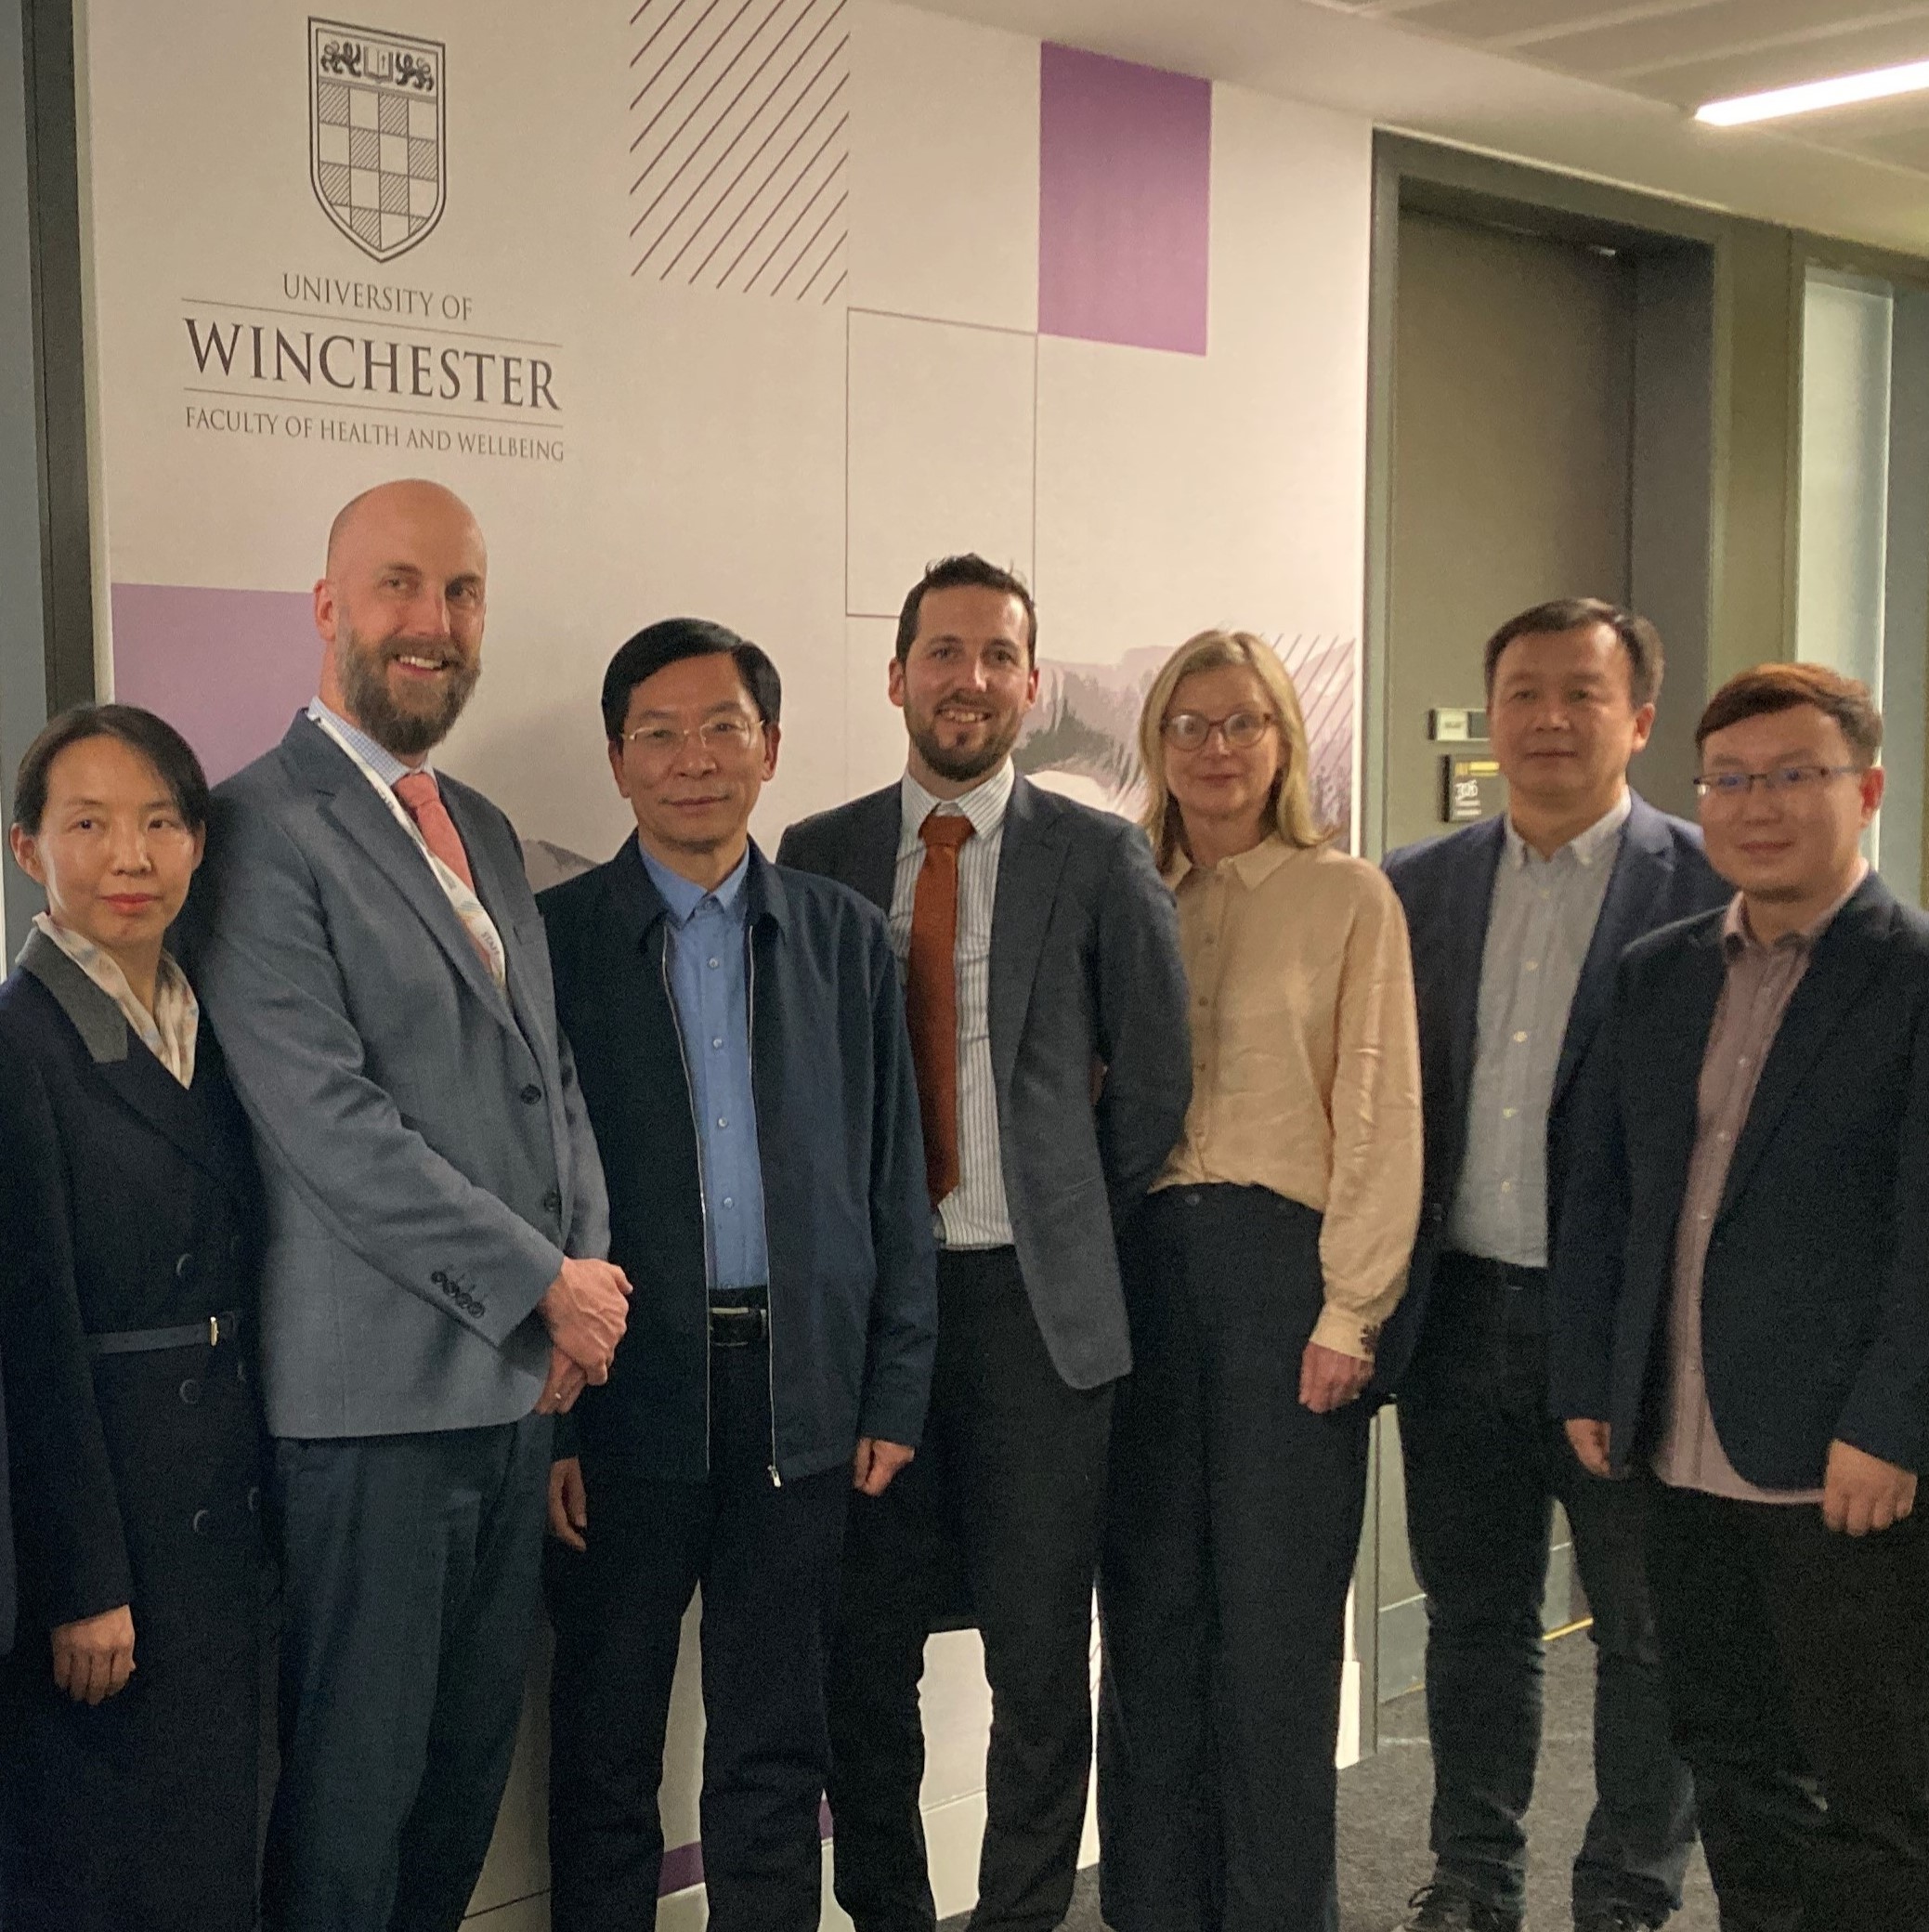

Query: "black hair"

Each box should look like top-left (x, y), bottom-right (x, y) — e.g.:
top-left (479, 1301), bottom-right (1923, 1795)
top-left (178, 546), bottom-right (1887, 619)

top-left (893, 555), bottom-right (1037, 664)
top-left (599, 618), bottom-right (782, 743)
top-left (10, 704), bottom-right (211, 835)
top-left (1482, 597), bottom-right (1663, 709)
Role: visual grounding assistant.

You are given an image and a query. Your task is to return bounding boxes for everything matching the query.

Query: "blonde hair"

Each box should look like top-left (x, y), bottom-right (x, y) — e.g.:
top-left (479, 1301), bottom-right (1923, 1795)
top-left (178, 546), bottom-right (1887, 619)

top-left (1139, 630), bottom-right (1328, 868)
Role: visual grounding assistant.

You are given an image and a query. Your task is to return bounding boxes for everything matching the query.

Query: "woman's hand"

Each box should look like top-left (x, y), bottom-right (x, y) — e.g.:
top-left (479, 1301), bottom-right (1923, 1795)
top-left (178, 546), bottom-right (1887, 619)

top-left (50, 1604), bottom-right (136, 1704)
top-left (1298, 1340), bottom-right (1373, 1414)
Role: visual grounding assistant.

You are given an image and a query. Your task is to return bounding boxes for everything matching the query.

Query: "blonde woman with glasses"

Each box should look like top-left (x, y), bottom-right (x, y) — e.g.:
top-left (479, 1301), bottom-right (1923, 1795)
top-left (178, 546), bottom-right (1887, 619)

top-left (1097, 631), bottom-right (1424, 1932)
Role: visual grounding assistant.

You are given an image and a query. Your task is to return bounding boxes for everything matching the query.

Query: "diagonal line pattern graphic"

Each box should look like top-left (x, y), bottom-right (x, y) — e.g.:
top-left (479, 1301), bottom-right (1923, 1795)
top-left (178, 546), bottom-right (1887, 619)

top-left (628, 0), bottom-right (850, 295)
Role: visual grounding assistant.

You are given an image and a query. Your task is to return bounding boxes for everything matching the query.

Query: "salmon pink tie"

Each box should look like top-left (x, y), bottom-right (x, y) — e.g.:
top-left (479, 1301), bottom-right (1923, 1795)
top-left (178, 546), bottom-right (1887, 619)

top-left (392, 770), bottom-right (476, 893)
top-left (907, 812), bottom-right (975, 1208)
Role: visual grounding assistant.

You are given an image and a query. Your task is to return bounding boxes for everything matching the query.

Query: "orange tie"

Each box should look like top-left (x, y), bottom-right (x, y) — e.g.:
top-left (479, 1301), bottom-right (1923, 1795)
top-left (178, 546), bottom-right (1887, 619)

top-left (392, 769), bottom-right (476, 892)
top-left (907, 812), bottom-right (975, 1208)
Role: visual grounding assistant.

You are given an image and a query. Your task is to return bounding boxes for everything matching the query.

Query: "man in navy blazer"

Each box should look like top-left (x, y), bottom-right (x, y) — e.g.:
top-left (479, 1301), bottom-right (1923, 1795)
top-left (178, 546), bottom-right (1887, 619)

top-left (1384, 600), bottom-right (1722, 1932)
top-left (189, 481), bottom-right (627, 1932)
top-left (1553, 664), bottom-right (1929, 1932)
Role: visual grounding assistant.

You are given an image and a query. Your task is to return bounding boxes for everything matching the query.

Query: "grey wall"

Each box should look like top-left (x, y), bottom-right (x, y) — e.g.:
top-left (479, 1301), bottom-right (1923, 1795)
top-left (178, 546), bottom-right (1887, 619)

top-left (1382, 209), bottom-right (1638, 856)
top-left (0, 0), bottom-right (50, 950)
top-left (1629, 248), bottom-right (1716, 819)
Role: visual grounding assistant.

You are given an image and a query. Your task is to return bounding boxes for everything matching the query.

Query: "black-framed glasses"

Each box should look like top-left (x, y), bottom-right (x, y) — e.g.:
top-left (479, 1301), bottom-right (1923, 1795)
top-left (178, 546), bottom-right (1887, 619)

top-left (1161, 710), bottom-right (1275, 751)
top-left (1692, 764), bottom-right (1861, 801)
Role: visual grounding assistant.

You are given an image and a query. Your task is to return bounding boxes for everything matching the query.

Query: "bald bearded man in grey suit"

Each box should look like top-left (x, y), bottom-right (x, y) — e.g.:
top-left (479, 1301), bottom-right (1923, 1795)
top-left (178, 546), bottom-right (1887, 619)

top-left (188, 480), bottom-right (628, 1932)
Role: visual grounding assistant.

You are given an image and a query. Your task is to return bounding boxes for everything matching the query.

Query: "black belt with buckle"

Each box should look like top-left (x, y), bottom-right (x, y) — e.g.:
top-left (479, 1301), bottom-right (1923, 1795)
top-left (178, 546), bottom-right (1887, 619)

top-left (709, 1290), bottom-right (769, 1348)
top-left (87, 1309), bottom-right (243, 1356)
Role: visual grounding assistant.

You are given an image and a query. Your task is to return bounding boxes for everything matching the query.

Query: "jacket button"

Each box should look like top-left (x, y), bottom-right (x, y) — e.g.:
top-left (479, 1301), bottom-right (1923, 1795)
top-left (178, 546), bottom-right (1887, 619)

top-left (246, 1487), bottom-right (261, 1515)
top-left (179, 1377), bottom-right (202, 1406)
top-left (543, 1189), bottom-right (563, 1218)
top-left (191, 1508), bottom-right (210, 1535)
top-left (175, 1253), bottom-right (196, 1282)
top-left (520, 1084), bottom-right (541, 1104)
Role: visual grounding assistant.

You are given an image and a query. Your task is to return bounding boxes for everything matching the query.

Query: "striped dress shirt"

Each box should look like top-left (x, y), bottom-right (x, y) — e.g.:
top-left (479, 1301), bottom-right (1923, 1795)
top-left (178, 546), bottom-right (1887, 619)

top-left (890, 763), bottom-right (1013, 1249)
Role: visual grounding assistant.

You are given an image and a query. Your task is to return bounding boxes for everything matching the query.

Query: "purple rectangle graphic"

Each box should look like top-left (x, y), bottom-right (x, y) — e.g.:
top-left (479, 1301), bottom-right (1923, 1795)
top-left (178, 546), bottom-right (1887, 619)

top-left (1037, 43), bottom-right (1211, 357)
top-left (111, 582), bottom-right (318, 787)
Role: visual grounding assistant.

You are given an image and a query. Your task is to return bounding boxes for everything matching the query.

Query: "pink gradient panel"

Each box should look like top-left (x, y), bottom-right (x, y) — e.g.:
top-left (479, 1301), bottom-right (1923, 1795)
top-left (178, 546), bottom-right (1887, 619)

top-left (111, 583), bottom-right (317, 785)
top-left (1037, 43), bottom-right (1211, 357)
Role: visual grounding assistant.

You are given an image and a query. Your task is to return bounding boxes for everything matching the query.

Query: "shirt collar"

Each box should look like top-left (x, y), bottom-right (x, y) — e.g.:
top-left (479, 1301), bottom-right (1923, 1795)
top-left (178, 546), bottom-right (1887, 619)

top-left (1501, 789), bottom-right (1632, 871)
top-left (899, 760), bottom-right (1015, 849)
top-left (1165, 833), bottom-right (1297, 891)
top-left (307, 698), bottom-right (425, 790)
top-left (638, 842), bottom-right (750, 928)
top-left (1722, 859), bottom-right (1870, 959)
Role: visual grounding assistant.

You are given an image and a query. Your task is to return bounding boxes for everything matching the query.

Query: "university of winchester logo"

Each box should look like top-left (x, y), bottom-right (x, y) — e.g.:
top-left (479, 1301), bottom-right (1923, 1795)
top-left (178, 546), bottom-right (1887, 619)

top-left (309, 19), bottom-right (445, 263)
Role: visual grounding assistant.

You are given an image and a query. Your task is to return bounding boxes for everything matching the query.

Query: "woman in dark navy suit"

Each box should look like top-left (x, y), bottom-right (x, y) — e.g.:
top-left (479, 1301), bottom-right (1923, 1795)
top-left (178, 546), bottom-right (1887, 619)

top-left (0, 705), bottom-right (265, 1932)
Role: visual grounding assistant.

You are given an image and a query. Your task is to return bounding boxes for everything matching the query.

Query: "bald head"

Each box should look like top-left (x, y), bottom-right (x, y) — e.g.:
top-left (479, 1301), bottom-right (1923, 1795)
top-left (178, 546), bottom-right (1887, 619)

top-left (325, 477), bottom-right (484, 581)
top-left (315, 477), bottom-right (489, 761)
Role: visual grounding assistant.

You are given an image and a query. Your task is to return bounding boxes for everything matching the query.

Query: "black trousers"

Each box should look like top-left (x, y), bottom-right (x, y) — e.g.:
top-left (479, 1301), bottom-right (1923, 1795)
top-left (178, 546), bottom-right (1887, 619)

top-left (261, 1414), bottom-right (552, 1932)
top-left (1398, 1255), bottom-right (1695, 1922)
top-left (826, 1246), bottom-right (1114, 1932)
top-left (1096, 1185), bottom-right (1368, 1932)
top-left (546, 1339), bottom-right (850, 1932)
top-left (1646, 1479), bottom-right (1929, 1932)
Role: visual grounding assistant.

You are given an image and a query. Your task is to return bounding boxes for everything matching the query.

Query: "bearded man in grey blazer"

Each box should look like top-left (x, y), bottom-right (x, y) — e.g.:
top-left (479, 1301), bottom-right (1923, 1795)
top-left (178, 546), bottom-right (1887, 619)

top-left (187, 479), bottom-right (629, 1932)
top-left (778, 554), bottom-right (1191, 1932)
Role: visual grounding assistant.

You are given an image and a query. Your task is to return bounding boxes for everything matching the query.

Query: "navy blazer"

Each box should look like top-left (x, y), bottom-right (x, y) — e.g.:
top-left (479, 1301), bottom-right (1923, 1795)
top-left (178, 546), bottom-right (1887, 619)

top-left (539, 839), bottom-right (936, 1483)
top-left (1380, 793), bottom-right (1727, 1392)
top-left (778, 775), bottom-right (1190, 1391)
top-left (1551, 872), bottom-right (1929, 1488)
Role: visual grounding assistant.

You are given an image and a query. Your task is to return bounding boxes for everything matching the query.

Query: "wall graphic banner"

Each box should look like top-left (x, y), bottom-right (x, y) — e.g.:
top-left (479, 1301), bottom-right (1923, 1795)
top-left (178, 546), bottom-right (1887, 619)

top-left (75, 1), bottom-right (1375, 1918)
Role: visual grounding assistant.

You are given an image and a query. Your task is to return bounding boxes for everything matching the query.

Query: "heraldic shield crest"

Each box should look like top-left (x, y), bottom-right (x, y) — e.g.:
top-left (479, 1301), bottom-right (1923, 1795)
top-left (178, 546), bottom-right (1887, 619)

top-left (309, 19), bottom-right (445, 262)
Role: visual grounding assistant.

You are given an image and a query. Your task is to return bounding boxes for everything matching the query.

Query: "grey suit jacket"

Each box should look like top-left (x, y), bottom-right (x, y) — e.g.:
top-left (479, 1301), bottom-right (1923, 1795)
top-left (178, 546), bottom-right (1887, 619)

top-left (778, 773), bottom-right (1191, 1390)
top-left (185, 713), bottom-right (610, 1439)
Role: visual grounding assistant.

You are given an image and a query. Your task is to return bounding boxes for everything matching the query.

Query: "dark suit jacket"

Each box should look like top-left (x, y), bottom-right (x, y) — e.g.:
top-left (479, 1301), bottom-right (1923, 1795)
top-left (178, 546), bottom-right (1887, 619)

top-left (0, 930), bottom-right (263, 1636)
top-left (1380, 793), bottom-right (1727, 1392)
top-left (1551, 872), bottom-right (1929, 1489)
top-left (540, 840), bottom-right (936, 1483)
top-left (778, 773), bottom-right (1191, 1390)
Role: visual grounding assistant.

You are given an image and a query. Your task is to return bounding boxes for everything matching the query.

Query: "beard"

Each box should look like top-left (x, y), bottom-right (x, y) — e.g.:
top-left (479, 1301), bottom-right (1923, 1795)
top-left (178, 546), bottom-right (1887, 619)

top-left (337, 626), bottom-right (481, 758)
top-left (906, 699), bottom-right (1023, 786)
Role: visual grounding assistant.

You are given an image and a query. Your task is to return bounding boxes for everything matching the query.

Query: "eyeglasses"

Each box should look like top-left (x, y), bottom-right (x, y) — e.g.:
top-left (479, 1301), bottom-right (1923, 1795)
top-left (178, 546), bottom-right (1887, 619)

top-left (621, 716), bottom-right (762, 760)
top-left (1161, 710), bottom-right (1275, 751)
top-left (1692, 764), bottom-right (1861, 801)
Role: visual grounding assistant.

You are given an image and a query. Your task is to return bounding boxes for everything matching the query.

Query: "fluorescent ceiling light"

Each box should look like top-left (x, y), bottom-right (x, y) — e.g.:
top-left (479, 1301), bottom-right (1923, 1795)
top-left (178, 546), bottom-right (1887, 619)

top-left (1698, 59), bottom-right (1929, 127)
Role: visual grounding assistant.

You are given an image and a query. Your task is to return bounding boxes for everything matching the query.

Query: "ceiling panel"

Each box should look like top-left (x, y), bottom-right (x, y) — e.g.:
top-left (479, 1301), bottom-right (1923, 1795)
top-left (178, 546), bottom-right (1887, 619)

top-left (1299, 0), bottom-right (1929, 171)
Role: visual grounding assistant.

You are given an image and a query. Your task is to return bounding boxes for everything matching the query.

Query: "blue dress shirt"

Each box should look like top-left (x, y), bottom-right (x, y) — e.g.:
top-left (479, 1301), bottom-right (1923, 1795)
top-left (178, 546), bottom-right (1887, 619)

top-left (638, 844), bottom-right (769, 1291)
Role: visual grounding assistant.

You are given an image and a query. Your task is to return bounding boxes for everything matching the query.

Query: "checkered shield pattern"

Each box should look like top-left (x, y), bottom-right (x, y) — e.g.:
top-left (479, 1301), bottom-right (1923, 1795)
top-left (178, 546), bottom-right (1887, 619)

top-left (310, 20), bottom-right (445, 263)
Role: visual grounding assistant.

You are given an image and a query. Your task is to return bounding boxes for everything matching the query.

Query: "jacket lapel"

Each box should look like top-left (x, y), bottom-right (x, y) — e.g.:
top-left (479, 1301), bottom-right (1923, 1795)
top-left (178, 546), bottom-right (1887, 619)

top-left (1552, 795), bottom-right (1674, 1111)
top-left (291, 718), bottom-right (515, 1026)
top-left (442, 781), bottom-right (537, 1039)
top-left (1444, 816), bottom-right (1505, 1114)
top-left (988, 777), bottom-right (1071, 1095)
top-left (845, 788), bottom-right (902, 917)
top-left (1646, 915), bottom-right (1730, 1184)
top-left (1717, 876), bottom-right (1894, 1221)
top-left (19, 928), bottom-right (228, 1182)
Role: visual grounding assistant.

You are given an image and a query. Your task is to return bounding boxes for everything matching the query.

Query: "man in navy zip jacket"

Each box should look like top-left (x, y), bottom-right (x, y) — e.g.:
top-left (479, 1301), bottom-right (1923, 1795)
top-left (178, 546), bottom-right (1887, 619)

top-left (538, 619), bottom-right (937, 1932)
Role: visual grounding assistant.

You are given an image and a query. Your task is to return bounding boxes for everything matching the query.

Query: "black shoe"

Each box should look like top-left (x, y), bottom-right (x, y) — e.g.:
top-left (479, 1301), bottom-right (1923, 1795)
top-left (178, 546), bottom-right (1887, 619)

top-left (1395, 1884), bottom-right (1526, 1932)
top-left (1574, 1912), bottom-right (1661, 1932)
